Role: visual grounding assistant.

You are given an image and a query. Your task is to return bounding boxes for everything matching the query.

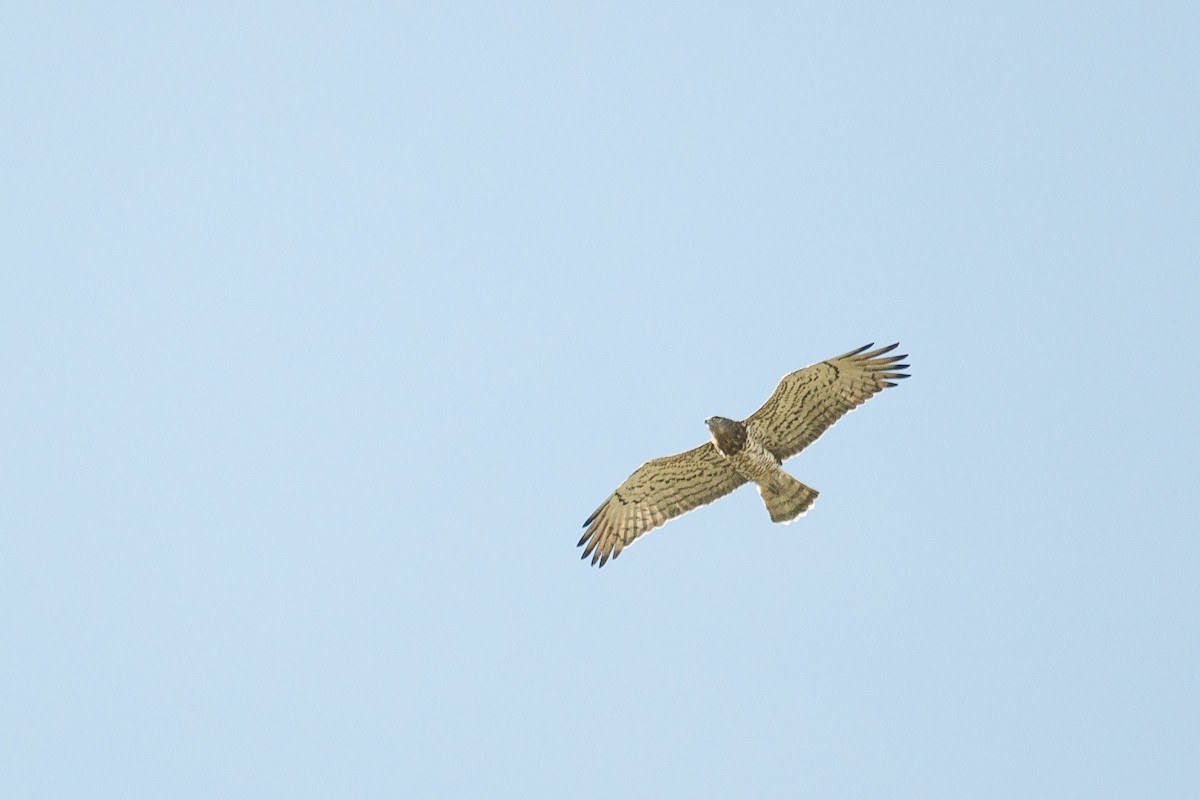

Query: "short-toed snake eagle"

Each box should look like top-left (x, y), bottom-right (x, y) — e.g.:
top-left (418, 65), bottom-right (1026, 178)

top-left (578, 342), bottom-right (910, 567)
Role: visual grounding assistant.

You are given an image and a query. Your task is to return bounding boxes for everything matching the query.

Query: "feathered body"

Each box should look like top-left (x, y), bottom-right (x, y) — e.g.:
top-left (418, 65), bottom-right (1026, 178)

top-left (705, 415), bottom-right (819, 524)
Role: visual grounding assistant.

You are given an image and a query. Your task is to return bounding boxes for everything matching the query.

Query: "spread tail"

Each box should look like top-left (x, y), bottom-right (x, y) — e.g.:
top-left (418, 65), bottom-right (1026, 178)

top-left (757, 473), bottom-right (819, 524)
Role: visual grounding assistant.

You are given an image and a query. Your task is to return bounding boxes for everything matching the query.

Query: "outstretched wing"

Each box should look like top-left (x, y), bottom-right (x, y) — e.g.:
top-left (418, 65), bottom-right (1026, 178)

top-left (744, 343), bottom-right (910, 461)
top-left (579, 443), bottom-right (747, 567)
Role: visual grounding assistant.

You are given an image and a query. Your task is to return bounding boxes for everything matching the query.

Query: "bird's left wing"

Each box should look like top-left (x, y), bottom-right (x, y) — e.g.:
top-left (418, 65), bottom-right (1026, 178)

top-left (744, 342), bottom-right (910, 461)
top-left (579, 443), bottom-right (747, 567)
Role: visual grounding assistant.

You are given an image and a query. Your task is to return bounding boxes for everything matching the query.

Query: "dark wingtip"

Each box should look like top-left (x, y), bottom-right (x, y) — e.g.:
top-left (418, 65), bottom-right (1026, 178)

top-left (581, 536), bottom-right (600, 559)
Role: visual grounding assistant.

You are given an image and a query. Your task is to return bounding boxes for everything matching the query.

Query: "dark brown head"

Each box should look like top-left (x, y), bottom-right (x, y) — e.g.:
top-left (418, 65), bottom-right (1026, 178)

top-left (705, 416), bottom-right (747, 456)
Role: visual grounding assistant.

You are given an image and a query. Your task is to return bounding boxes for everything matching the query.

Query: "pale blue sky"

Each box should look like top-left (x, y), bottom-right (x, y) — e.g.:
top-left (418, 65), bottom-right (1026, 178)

top-left (3, 2), bottom-right (1198, 797)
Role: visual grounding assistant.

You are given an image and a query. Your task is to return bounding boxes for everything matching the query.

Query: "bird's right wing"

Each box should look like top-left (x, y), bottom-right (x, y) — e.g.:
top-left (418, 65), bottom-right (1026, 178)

top-left (578, 443), bottom-right (747, 567)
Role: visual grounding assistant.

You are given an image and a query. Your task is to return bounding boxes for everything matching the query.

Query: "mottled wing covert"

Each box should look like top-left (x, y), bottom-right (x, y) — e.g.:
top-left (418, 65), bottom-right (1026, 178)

top-left (744, 343), bottom-right (910, 461)
top-left (579, 443), bottom-right (747, 567)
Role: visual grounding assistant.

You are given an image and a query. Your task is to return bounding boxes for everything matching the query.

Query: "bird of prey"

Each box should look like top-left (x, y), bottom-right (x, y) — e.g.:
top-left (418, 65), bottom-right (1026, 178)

top-left (578, 342), bottom-right (910, 567)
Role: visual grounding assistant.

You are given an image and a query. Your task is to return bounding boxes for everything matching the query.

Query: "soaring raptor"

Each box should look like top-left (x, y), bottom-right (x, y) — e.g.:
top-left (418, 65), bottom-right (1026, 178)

top-left (579, 343), bottom-right (910, 567)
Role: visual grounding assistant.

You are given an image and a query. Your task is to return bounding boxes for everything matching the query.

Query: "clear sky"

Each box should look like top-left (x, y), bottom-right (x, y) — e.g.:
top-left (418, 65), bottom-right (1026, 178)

top-left (3, 2), bottom-right (1197, 797)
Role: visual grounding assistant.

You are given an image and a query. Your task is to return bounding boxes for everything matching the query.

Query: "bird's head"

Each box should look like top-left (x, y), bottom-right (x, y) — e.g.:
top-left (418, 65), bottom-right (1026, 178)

top-left (705, 416), bottom-right (746, 456)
